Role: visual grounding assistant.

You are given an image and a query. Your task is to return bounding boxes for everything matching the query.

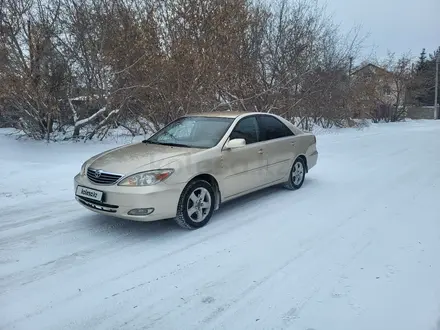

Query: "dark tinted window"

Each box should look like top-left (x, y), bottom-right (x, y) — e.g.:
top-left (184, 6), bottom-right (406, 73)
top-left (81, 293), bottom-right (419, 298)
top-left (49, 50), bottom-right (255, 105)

top-left (229, 116), bottom-right (259, 144)
top-left (257, 115), bottom-right (293, 141)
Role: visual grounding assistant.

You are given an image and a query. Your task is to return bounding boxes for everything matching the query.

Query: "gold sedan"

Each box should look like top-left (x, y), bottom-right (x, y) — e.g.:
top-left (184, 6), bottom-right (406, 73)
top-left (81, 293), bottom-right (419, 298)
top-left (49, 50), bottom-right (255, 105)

top-left (74, 112), bottom-right (318, 229)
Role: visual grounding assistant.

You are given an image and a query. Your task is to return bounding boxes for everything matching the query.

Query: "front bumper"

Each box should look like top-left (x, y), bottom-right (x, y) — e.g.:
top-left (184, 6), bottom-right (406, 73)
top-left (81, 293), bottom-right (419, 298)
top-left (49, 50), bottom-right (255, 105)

top-left (74, 174), bottom-right (184, 221)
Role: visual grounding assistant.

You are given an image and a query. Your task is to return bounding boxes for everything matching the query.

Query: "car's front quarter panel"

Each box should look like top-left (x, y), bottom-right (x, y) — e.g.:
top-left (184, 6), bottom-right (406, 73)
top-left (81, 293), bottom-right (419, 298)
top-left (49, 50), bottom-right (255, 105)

top-left (159, 148), bottom-right (223, 185)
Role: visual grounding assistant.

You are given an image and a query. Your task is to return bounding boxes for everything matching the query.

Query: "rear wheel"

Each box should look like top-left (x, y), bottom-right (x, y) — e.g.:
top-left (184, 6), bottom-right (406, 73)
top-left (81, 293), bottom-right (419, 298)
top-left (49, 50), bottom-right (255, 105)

top-left (175, 180), bottom-right (215, 229)
top-left (284, 157), bottom-right (306, 190)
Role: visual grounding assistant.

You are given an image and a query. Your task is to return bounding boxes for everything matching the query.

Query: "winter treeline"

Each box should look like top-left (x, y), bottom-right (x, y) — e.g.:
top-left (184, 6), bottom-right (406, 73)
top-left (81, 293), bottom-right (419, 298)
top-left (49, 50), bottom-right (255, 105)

top-left (0, 0), bottom-right (426, 140)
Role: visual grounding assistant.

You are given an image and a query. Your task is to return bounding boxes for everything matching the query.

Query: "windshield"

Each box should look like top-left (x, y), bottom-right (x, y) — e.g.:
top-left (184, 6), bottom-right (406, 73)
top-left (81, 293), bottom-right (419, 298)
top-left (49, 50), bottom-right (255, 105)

top-left (146, 116), bottom-right (234, 148)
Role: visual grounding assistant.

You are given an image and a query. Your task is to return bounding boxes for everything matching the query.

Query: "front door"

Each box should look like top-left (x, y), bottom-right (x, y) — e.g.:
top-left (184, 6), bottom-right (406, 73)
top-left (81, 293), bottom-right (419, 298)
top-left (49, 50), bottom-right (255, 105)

top-left (220, 116), bottom-right (267, 198)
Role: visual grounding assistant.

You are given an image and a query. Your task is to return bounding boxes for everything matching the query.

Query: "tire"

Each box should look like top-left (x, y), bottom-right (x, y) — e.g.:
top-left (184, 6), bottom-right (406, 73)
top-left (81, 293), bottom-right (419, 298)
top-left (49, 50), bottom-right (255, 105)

top-left (284, 157), bottom-right (306, 190)
top-left (175, 180), bottom-right (216, 229)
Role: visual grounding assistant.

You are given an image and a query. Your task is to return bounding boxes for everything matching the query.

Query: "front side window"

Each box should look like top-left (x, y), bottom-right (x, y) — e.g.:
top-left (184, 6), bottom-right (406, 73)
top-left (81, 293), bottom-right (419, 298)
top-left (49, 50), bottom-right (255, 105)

top-left (257, 115), bottom-right (293, 141)
top-left (147, 116), bottom-right (234, 148)
top-left (229, 116), bottom-right (259, 144)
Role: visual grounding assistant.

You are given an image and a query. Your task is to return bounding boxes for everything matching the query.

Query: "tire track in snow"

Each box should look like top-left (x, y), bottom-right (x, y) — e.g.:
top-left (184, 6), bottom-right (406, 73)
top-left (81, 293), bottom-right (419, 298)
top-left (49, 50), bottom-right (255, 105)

top-left (198, 215), bottom-right (374, 329)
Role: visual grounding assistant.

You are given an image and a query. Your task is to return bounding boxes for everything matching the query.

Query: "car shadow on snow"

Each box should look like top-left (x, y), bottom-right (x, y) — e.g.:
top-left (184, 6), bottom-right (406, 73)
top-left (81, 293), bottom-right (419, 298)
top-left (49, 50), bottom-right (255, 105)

top-left (83, 178), bottom-right (319, 236)
top-left (84, 213), bottom-right (181, 238)
top-left (213, 178), bottom-right (318, 219)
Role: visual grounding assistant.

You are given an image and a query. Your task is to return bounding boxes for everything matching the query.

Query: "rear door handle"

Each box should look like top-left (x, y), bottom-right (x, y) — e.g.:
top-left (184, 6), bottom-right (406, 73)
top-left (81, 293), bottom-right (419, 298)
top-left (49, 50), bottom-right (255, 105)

top-left (258, 149), bottom-right (263, 154)
top-left (291, 142), bottom-right (296, 146)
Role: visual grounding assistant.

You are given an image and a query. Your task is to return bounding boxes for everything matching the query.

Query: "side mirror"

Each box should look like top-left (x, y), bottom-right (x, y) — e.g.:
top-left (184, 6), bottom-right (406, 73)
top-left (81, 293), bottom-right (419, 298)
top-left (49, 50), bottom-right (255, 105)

top-left (224, 138), bottom-right (246, 150)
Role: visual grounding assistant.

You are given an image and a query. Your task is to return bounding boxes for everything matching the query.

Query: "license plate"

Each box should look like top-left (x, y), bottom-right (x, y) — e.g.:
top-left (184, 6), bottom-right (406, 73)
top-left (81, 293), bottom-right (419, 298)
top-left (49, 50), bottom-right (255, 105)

top-left (76, 186), bottom-right (103, 202)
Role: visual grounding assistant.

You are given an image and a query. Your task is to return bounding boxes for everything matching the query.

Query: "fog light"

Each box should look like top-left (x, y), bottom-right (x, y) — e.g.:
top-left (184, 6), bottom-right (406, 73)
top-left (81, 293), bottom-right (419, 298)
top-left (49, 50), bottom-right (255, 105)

top-left (128, 208), bottom-right (154, 216)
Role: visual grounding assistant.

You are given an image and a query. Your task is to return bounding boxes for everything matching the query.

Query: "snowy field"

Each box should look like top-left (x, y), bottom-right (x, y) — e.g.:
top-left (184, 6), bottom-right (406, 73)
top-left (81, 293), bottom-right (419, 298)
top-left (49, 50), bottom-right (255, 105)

top-left (1, 120), bottom-right (440, 330)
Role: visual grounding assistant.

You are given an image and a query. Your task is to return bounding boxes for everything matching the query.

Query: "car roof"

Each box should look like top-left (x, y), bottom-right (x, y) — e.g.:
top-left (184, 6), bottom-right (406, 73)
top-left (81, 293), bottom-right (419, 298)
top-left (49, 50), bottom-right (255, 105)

top-left (184, 111), bottom-right (271, 119)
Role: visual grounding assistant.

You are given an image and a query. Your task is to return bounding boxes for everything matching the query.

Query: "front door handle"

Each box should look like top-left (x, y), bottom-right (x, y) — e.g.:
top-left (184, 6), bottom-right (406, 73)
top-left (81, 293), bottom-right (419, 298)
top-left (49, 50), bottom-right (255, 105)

top-left (258, 149), bottom-right (263, 154)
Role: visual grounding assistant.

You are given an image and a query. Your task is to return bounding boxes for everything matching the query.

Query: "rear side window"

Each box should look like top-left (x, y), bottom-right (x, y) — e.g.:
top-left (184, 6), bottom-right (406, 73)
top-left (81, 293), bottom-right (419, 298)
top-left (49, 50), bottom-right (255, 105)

top-left (257, 115), bottom-right (294, 141)
top-left (229, 116), bottom-right (259, 144)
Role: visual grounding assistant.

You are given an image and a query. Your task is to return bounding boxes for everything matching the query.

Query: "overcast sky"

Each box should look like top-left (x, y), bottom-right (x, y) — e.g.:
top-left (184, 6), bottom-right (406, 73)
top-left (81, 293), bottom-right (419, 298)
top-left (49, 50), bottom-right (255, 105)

top-left (325, 0), bottom-right (440, 61)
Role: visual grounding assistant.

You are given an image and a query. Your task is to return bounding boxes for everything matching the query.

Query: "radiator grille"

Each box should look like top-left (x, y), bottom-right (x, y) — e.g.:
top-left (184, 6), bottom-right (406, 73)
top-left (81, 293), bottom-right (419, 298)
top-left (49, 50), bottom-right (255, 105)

top-left (87, 168), bottom-right (122, 185)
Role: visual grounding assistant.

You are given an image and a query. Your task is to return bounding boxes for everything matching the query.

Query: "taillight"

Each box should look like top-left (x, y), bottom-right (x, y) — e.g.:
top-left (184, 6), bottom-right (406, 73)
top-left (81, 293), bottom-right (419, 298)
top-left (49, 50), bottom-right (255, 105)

top-left (313, 135), bottom-right (316, 144)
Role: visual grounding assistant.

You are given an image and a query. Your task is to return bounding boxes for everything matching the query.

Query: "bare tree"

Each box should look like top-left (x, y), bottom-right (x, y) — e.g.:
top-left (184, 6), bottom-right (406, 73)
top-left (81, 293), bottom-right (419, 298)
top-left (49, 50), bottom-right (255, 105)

top-left (0, 0), bottom-right (369, 140)
top-left (384, 52), bottom-right (413, 122)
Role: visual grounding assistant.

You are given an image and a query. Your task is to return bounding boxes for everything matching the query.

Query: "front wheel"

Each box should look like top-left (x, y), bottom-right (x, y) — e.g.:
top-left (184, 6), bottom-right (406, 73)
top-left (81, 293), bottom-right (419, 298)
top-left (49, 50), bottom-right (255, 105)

top-left (175, 180), bottom-right (215, 229)
top-left (284, 157), bottom-right (306, 190)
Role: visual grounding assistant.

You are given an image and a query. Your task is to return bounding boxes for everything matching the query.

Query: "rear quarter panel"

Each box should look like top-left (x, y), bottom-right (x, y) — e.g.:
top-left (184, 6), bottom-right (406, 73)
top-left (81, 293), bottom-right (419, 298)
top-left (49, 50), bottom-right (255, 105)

top-left (300, 134), bottom-right (318, 170)
top-left (292, 132), bottom-right (318, 170)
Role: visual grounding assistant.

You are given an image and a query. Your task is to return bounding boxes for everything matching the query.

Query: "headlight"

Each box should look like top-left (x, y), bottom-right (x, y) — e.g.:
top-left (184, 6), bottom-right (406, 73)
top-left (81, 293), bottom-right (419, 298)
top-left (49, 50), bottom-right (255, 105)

top-left (118, 169), bottom-right (174, 186)
top-left (81, 163), bottom-right (87, 176)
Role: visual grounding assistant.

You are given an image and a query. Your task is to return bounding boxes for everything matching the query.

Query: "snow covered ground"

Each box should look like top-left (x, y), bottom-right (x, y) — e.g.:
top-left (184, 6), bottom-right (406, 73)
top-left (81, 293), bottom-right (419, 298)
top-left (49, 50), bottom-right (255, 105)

top-left (1, 120), bottom-right (440, 330)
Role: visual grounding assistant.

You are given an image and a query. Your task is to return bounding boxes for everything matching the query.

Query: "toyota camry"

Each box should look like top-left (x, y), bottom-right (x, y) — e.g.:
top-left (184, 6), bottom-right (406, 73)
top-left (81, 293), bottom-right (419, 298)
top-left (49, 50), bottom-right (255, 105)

top-left (74, 112), bottom-right (318, 229)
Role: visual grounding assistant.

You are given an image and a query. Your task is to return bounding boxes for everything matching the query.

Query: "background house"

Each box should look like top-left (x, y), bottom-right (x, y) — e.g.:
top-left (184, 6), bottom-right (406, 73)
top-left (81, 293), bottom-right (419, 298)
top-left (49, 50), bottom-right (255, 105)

top-left (350, 63), bottom-right (404, 121)
top-left (350, 62), bottom-right (436, 120)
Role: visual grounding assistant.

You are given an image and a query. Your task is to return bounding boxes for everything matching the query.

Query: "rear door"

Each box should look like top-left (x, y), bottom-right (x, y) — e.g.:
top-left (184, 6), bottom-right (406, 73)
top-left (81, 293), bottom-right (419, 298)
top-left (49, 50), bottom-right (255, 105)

top-left (220, 116), bottom-right (268, 198)
top-left (256, 115), bottom-right (298, 183)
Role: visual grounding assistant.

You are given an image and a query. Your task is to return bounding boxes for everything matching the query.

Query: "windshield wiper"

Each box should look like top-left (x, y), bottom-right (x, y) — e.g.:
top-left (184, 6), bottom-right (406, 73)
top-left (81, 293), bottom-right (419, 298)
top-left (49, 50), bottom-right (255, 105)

top-left (161, 142), bottom-right (194, 148)
top-left (142, 140), bottom-right (193, 148)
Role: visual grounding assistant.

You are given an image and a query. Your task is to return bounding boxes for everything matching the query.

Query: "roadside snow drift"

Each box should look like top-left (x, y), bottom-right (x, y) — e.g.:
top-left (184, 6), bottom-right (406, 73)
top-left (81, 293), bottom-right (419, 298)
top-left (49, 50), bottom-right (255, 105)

top-left (1, 120), bottom-right (440, 330)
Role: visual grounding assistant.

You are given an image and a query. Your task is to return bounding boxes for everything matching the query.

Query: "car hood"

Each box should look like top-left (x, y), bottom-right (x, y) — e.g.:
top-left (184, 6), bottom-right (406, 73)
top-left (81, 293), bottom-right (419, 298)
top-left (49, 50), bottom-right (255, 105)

top-left (88, 142), bottom-right (200, 174)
